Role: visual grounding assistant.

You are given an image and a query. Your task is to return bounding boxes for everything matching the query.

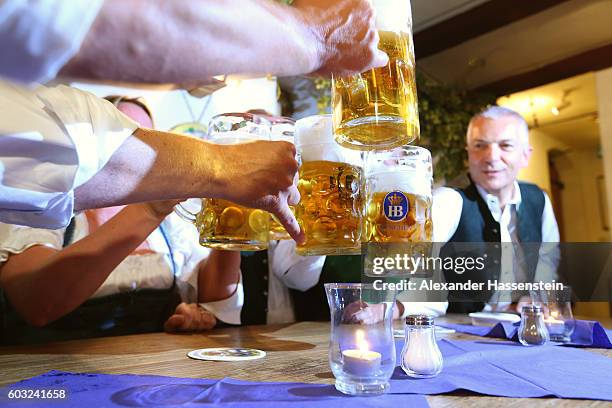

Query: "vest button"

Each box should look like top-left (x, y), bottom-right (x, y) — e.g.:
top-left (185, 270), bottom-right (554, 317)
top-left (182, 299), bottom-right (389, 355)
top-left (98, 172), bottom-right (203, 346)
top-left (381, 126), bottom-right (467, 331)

top-left (492, 228), bottom-right (499, 234)
top-left (263, 291), bottom-right (268, 296)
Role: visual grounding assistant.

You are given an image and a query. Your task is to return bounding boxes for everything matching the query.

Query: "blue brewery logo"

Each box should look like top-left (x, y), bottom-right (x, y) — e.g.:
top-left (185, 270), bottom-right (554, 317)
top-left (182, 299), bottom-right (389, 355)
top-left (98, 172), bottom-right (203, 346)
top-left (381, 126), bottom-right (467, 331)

top-left (383, 191), bottom-right (409, 222)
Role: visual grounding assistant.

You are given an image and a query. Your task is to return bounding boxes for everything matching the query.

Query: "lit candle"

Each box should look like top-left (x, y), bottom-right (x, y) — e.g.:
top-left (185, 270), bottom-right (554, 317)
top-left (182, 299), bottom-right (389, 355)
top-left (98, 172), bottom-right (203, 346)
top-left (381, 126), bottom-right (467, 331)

top-left (342, 329), bottom-right (382, 376)
top-left (544, 310), bottom-right (565, 336)
top-left (544, 317), bottom-right (565, 335)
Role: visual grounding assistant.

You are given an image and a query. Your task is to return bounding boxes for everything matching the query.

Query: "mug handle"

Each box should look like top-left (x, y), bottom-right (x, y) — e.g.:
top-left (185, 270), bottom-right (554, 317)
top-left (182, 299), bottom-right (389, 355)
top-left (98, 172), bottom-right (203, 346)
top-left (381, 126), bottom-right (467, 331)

top-left (173, 200), bottom-right (202, 224)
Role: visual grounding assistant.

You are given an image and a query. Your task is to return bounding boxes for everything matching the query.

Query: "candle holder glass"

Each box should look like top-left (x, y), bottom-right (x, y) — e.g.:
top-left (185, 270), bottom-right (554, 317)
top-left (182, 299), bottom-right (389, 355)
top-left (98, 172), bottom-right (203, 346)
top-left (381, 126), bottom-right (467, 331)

top-left (540, 285), bottom-right (575, 343)
top-left (325, 283), bottom-right (397, 395)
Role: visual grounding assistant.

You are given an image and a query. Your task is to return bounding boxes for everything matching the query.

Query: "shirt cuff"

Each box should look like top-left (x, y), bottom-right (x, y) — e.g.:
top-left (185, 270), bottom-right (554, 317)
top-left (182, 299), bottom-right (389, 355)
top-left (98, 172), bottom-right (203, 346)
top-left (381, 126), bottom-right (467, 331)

top-left (0, 0), bottom-right (103, 84)
top-left (270, 240), bottom-right (325, 291)
top-left (0, 188), bottom-right (74, 229)
top-left (0, 0), bottom-right (102, 83)
top-left (199, 274), bottom-right (243, 325)
top-left (0, 222), bottom-right (64, 263)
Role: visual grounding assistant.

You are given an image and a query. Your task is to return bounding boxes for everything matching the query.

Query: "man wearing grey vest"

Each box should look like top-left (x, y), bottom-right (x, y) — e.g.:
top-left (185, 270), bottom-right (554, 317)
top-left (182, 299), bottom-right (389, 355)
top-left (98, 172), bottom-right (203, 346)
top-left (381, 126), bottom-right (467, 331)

top-left (441, 106), bottom-right (560, 314)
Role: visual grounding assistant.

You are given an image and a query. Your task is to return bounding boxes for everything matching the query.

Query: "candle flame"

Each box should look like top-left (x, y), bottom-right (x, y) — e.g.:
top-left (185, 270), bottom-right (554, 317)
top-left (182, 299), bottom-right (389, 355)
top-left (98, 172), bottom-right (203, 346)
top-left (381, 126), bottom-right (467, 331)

top-left (355, 329), bottom-right (369, 353)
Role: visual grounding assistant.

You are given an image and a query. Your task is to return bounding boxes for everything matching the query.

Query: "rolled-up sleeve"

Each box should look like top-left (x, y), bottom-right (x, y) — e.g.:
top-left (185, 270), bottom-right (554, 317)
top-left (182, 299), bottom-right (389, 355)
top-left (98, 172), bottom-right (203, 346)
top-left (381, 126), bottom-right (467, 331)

top-left (0, 0), bottom-right (103, 84)
top-left (0, 221), bottom-right (64, 264)
top-left (270, 240), bottom-right (325, 291)
top-left (0, 80), bottom-right (138, 229)
top-left (199, 274), bottom-right (244, 325)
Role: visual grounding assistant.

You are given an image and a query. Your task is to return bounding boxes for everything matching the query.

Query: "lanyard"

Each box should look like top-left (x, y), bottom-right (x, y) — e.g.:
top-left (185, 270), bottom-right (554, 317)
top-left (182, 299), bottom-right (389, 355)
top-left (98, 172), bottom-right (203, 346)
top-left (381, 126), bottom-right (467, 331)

top-left (158, 224), bottom-right (178, 280)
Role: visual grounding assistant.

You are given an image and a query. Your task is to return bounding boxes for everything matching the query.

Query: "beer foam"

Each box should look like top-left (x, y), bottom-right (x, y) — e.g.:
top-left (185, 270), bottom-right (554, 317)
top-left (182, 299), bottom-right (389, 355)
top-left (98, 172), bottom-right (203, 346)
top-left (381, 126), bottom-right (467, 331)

top-left (295, 115), bottom-right (334, 146)
top-left (367, 170), bottom-right (432, 198)
top-left (372, 0), bottom-right (412, 32)
top-left (295, 114), bottom-right (355, 163)
top-left (209, 130), bottom-right (267, 145)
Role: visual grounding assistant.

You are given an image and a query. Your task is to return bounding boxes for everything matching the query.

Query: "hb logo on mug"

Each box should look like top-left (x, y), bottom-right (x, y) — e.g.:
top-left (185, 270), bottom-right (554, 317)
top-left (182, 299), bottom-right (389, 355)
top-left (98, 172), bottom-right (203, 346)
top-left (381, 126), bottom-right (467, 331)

top-left (383, 191), bottom-right (409, 222)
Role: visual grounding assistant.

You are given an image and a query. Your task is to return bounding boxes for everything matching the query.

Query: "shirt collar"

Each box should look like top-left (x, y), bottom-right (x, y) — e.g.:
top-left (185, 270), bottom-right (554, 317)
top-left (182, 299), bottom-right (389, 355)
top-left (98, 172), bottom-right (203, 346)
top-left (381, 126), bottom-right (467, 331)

top-left (475, 181), bottom-right (522, 215)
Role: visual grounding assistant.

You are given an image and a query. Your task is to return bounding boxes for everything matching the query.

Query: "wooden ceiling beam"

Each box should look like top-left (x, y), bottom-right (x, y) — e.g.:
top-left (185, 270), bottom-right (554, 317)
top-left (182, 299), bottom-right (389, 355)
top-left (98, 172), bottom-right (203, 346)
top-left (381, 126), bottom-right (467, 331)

top-left (475, 43), bottom-right (612, 96)
top-left (414, 0), bottom-right (571, 59)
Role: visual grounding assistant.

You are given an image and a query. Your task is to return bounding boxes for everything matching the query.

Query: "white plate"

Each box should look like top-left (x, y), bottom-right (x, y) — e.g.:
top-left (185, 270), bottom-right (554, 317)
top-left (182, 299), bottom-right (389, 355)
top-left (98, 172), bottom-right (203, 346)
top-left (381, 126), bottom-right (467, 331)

top-left (393, 327), bottom-right (456, 339)
top-left (468, 312), bottom-right (520, 326)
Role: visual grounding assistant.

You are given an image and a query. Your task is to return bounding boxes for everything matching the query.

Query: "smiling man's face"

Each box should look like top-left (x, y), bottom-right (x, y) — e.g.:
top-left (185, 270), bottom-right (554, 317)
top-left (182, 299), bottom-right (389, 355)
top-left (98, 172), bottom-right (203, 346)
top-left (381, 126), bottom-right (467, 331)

top-left (467, 115), bottom-right (531, 195)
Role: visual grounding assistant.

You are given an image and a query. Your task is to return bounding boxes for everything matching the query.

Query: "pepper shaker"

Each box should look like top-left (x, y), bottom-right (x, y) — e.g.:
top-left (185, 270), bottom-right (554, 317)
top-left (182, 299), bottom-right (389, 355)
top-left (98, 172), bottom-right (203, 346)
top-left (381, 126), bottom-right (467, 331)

top-left (518, 305), bottom-right (549, 346)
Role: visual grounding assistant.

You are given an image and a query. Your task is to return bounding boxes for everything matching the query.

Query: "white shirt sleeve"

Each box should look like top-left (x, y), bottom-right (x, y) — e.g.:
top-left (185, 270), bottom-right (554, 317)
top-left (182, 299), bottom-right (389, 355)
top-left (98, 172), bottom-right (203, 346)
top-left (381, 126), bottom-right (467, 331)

top-left (0, 221), bottom-right (65, 263)
top-left (0, 0), bottom-right (103, 84)
top-left (199, 273), bottom-right (244, 326)
top-left (269, 239), bottom-right (326, 291)
top-left (0, 80), bottom-right (138, 229)
top-left (432, 187), bottom-right (462, 242)
top-left (534, 192), bottom-right (561, 282)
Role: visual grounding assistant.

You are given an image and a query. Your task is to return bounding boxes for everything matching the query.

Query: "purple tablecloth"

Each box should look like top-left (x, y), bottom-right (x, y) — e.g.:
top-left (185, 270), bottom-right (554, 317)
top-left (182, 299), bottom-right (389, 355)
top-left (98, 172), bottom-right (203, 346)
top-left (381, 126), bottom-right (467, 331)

top-left (3, 337), bottom-right (611, 405)
top-left (0, 371), bottom-right (428, 408)
top-left (391, 338), bottom-right (612, 400)
top-left (439, 320), bottom-right (612, 348)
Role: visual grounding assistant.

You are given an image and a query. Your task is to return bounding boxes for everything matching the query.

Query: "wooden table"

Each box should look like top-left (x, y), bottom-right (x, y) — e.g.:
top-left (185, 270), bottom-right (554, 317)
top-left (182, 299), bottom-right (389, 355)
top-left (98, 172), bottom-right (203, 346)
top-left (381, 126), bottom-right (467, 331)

top-left (0, 315), bottom-right (610, 407)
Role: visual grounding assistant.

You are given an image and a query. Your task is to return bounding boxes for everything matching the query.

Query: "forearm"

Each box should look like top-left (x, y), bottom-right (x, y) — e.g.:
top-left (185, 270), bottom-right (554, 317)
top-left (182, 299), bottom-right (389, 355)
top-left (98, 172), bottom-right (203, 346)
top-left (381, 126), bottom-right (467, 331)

top-left (60, 0), bottom-right (318, 83)
top-left (74, 128), bottom-right (223, 211)
top-left (198, 250), bottom-right (241, 303)
top-left (0, 205), bottom-right (166, 326)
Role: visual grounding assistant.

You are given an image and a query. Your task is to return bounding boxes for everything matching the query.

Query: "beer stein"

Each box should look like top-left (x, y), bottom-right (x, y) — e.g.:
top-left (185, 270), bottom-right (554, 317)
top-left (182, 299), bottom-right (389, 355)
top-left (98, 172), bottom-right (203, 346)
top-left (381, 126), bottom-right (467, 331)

top-left (294, 115), bottom-right (364, 256)
top-left (174, 113), bottom-right (271, 251)
top-left (332, 0), bottom-right (419, 151)
top-left (364, 146), bottom-right (432, 244)
top-left (268, 117), bottom-right (296, 241)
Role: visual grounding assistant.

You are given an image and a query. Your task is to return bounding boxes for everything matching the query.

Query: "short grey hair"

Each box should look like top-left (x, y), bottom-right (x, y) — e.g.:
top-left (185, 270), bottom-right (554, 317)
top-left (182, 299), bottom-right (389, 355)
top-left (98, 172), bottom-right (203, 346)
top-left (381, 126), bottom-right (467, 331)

top-left (467, 105), bottom-right (530, 147)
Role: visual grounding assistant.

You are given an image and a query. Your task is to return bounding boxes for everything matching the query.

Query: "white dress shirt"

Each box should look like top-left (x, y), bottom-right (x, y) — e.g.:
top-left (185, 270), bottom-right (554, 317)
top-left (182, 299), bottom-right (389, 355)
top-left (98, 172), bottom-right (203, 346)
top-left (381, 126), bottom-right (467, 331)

top-left (394, 187), bottom-right (460, 318)
top-left (472, 182), bottom-right (561, 308)
top-left (0, 80), bottom-right (138, 229)
top-left (0, 0), bottom-right (102, 84)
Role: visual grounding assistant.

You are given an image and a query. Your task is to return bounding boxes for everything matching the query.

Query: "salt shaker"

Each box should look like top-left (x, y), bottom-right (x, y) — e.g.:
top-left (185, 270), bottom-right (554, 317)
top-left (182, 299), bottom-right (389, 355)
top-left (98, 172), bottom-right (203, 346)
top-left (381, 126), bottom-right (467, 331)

top-left (518, 305), bottom-right (549, 346)
top-left (400, 315), bottom-right (443, 378)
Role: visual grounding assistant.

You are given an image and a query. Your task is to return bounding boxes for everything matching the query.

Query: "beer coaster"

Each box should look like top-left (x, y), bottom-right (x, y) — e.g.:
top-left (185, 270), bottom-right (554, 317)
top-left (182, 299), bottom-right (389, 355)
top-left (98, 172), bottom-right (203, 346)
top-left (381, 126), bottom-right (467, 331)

top-left (187, 347), bottom-right (266, 361)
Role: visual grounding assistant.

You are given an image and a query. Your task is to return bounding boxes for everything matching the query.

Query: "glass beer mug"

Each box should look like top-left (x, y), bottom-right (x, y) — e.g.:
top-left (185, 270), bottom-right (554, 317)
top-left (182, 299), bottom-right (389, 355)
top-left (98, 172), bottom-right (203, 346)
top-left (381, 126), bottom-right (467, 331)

top-left (268, 117), bottom-right (296, 241)
top-left (332, 0), bottom-right (419, 150)
top-left (364, 146), bottom-right (432, 245)
top-left (295, 115), bottom-right (364, 256)
top-left (174, 113), bottom-right (271, 251)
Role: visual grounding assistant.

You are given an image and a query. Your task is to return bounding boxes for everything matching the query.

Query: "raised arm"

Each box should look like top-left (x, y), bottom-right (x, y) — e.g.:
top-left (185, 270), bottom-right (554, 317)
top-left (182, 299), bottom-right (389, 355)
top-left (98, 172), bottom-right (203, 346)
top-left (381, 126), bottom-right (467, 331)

top-left (74, 129), bottom-right (303, 242)
top-left (1, 82), bottom-right (303, 242)
top-left (60, 0), bottom-right (388, 83)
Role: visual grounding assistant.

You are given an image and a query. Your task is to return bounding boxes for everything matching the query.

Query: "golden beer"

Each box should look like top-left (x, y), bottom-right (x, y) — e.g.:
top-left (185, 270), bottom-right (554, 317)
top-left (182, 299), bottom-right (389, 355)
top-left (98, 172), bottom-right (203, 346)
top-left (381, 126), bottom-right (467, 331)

top-left (296, 160), bottom-right (363, 256)
top-left (268, 117), bottom-right (296, 241)
top-left (198, 199), bottom-right (269, 251)
top-left (332, 30), bottom-right (419, 150)
top-left (269, 207), bottom-right (294, 241)
top-left (364, 191), bottom-right (432, 243)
